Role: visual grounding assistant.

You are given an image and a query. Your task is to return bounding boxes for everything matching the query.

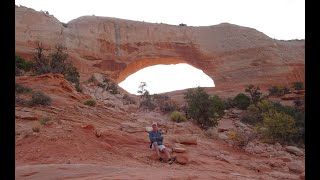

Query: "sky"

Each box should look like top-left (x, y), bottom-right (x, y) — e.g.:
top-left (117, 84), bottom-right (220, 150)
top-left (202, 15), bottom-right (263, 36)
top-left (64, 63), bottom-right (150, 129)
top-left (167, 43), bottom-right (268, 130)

top-left (118, 64), bottom-right (215, 95)
top-left (15, 0), bottom-right (305, 94)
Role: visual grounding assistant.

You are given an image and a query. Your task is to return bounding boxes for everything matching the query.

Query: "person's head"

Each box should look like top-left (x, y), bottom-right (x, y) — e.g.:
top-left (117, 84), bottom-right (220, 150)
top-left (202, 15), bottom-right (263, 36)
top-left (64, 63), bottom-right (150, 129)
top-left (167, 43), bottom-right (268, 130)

top-left (152, 122), bottom-right (158, 131)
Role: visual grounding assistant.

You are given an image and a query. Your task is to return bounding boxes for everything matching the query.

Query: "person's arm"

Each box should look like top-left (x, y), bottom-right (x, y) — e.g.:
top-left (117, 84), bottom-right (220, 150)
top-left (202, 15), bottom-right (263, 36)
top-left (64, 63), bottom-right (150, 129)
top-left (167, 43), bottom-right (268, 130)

top-left (157, 133), bottom-right (163, 141)
top-left (157, 132), bottom-right (164, 141)
top-left (149, 132), bottom-right (156, 142)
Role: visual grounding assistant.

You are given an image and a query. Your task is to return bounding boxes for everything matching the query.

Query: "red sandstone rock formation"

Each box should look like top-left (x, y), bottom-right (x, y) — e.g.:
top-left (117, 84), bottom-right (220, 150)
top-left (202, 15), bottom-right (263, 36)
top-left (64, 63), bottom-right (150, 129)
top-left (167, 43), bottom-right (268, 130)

top-left (15, 5), bottom-right (304, 95)
top-left (15, 74), bottom-right (305, 179)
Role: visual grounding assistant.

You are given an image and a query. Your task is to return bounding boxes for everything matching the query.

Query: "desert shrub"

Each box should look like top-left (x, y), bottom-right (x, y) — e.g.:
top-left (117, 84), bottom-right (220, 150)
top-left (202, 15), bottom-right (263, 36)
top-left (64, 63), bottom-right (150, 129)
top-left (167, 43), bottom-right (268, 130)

top-left (292, 82), bottom-right (304, 90)
top-left (160, 101), bottom-right (177, 113)
top-left (32, 43), bottom-right (80, 85)
top-left (170, 111), bottom-right (187, 123)
top-left (75, 82), bottom-right (82, 92)
top-left (15, 55), bottom-right (34, 73)
top-left (210, 95), bottom-right (226, 117)
top-left (28, 91), bottom-right (52, 106)
top-left (240, 104), bottom-right (262, 125)
top-left (184, 87), bottom-right (220, 129)
top-left (262, 111), bottom-right (297, 144)
top-left (256, 99), bottom-right (274, 113)
top-left (15, 83), bottom-right (32, 94)
top-left (97, 82), bottom-right (106, 88)
top-left (64, 65), bottom-right (80, 84)
top-left (137, 82), bottom-right (147, 95)
top-left (84, 99), bottom-right (96, 106)
top-left (294, 99), bottom-right (304, 108)
top-left (268, 86), bottom-right (279, 96)
top-left (268, 86), bottom-right (290, 96)
top-left (233, 93), bottom-right (251, 110)
top-left (228, 130), bottom-right (256, 148)
top-left (39, 117), bottom-right (51, 125)
top-left (139, 98), bottom-right (157, 111)
top-left (123, 94), bottom-right (136, 104)
top-left (15, 67), bottom-right (22, 75)
top-left (87, 75), bottom-right (96, 83)
top-left (272, 102), bottom-right (305, 144)
top-left (224, 98), bottom-right (235, 109)
top-left (179, 23), bottom-right (187, 26)
top-left (240, 99), bottom-right (275, 125)
top-left (107, 82), bottom-right (120, 94)
top-left (152, 94), bottom-right (177, 113)
top-left (245, 84), bottom-right (262, 104)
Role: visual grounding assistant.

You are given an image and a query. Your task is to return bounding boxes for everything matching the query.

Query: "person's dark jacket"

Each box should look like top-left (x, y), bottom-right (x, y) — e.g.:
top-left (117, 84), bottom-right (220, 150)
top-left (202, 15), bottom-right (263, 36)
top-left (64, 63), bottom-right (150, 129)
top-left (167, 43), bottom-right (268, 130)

top-left (149, 130), bottom-right (164, 146)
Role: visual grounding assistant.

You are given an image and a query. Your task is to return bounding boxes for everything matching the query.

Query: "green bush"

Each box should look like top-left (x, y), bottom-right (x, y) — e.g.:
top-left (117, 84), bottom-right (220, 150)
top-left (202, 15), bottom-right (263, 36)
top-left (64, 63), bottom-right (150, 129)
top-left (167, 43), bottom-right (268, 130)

top-left (107, 82), bottom-right (120, 94)
top-left (292, 82), bottom-right (304, 90)
top-left (240, 113), bottom-right (262, 125)
top-left (64, 65), bottom-right (80, 84)
top-left (223, 98), bottom-right (235, 109)
top-left (15, 83), bottom-right (32, 94)
top-left (210, 95), bottom-right (226, 117)
top-left (245, 84), bottom-right (262, 104)
top-left (152, 94), bottom-right (177, 113)
top-left (139, 98), bottom-right (157, 111)
top-left (160, 101), bottom-right (177, 113)
top-left (170, 111), bottom-right (187, 123)
top-left (75, 82), bottom-right (82, 93)
top-left (28, 91), bottom-right (52, 106)
top-left (228, 129), bottom-right (256, 149)
top-left (15, 55), bottom-right (34, 73)
top-left (262, 111), bottom-right (297, 143)
top-left (87, 75), bottom-right (96, 83)
top-left (233, 93), bottom-right (251, 110)
top-left (84, 99), bottom-right (96, 106)
top-left (268, 86), bottom-right (290, 96)
top-left (32, 43), bottom-right (80, 85)
top-left (184, 87), bottom-right (220, 129)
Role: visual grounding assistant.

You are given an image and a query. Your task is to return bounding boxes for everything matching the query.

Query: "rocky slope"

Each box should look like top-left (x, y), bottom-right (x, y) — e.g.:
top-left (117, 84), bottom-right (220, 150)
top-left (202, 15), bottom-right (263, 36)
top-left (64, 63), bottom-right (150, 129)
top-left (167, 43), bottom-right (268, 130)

top-left (15, 5), bottom-right (304, 94)
top-left (15, 74), bottom-right (305, 179)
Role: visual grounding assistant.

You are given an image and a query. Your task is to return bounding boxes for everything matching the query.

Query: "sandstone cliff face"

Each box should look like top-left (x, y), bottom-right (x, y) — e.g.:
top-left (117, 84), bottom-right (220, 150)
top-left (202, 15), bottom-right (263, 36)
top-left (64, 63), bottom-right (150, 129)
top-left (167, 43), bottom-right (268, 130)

top-left (15, 6), bottom-right (304, 92)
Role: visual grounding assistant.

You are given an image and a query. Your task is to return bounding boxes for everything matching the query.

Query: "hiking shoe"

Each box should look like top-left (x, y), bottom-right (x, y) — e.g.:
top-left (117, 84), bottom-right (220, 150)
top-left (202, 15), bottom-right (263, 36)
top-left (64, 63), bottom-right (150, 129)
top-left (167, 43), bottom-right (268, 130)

top-left (159, 157), bottom-right (164, 162)
top-left (168, 157), bottom-right (175, 164)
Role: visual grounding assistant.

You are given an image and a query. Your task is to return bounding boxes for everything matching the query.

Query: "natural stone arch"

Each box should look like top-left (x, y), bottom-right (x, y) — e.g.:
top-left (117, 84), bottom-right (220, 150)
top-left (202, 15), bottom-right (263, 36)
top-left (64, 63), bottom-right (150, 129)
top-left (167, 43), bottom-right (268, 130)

top-left (15, 6), bottom-right (305, 93)
top-left (117, 57), bottom-right (212, 84)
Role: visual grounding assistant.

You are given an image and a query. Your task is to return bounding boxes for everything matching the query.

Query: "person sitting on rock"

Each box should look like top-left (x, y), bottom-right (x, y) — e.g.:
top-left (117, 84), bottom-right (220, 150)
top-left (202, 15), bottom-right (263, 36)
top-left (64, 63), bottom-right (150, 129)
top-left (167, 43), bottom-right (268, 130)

top-left (149, 122), bottom-right (175, 164)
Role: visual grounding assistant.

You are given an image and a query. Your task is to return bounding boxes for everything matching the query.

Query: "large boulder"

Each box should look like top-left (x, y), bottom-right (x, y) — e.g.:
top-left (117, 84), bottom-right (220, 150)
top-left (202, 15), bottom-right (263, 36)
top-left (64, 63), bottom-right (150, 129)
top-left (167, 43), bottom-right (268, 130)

top-left (256, 164), bottom-right (272, 172)
top-left (175, 136), bottom-right (197, 145)
top-left (172, 143), bottom-right (187, 153)
top-left (287, 162), bottom-right (304, 174)
top-left (285, 146), bottom-right (304, 156)
top-left (269, 159), bottom-right (286, 168)
top-left (175, 154), bottom-right (189, 165)
top-left (173, 147), bottom-right (187, 153)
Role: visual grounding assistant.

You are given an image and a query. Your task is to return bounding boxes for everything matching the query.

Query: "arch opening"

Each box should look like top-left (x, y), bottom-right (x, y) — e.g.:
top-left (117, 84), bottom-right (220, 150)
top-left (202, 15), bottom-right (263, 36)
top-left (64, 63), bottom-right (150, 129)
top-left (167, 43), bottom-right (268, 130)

top-left (118, 63), bottom-right (215, 95)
